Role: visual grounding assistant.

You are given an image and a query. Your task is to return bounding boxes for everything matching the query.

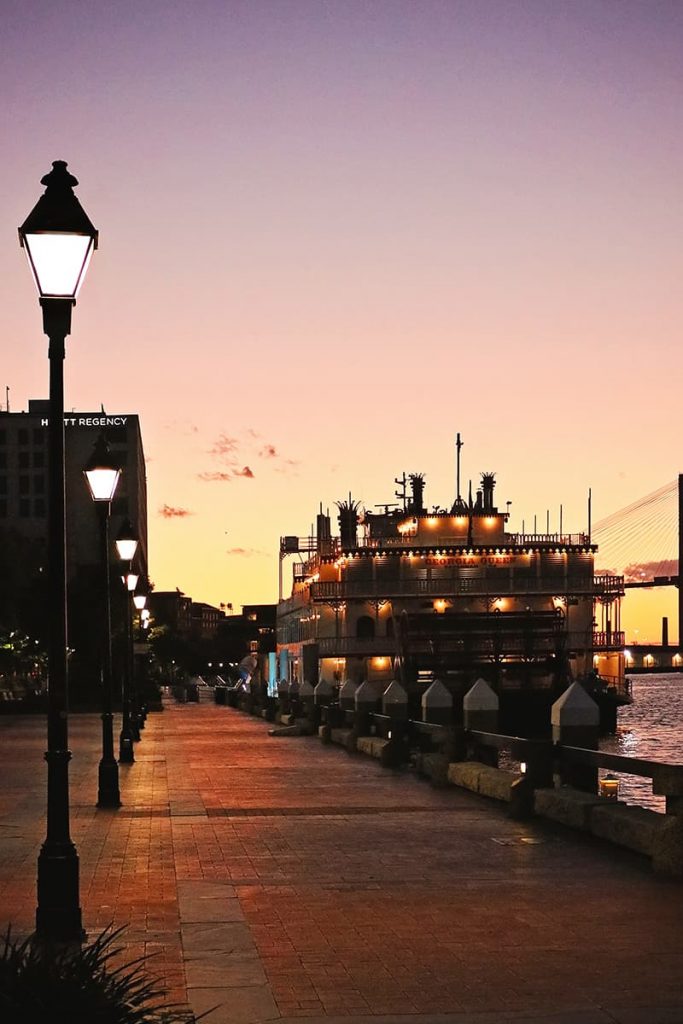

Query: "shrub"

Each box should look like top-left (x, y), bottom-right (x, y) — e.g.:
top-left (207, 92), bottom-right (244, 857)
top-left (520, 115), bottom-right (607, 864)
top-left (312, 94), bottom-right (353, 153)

top-left (0, 924), bottom-right (203, 1024)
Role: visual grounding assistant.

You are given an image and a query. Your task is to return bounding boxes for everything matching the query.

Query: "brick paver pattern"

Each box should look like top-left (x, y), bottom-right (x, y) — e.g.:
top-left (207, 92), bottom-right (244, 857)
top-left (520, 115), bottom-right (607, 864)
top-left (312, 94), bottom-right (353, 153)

top-left (1, 702), bottom-right (683, 1022)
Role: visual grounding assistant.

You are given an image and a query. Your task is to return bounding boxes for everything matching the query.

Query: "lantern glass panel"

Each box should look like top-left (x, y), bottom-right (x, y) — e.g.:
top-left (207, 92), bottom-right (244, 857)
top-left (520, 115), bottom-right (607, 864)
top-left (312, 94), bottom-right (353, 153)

top-left (116, 538), bottom-right (138, 561)
top-left (84, 466), bottom-right (120, 503)
top-left (23, 233), bottom-right (93, 298)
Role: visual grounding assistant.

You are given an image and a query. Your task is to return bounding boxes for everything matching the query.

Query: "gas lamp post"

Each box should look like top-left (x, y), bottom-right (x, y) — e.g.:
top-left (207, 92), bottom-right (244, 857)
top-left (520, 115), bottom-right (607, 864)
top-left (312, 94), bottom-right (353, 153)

top-left (115, 520), bottom-right (138, 762)
top-left (19, 160), bottom-right (97, 942)
top-left (133, 583), bottom-right (148, 728)
top-left (83, 434), bottom-right (122, 809)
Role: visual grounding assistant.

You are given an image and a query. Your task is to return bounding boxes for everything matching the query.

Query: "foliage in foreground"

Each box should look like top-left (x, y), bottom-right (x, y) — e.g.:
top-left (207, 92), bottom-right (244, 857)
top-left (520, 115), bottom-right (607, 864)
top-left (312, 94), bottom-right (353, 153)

top-left (0, 925), bottom-right (202, 1024)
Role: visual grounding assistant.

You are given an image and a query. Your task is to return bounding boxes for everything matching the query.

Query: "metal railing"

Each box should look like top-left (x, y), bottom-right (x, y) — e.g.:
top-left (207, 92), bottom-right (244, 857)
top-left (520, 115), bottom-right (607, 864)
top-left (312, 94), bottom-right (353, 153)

top-left (592, 631), bottom-right (625, 649)
top-left (311, 630), bottom-right (624, 657)
top-left (310, 576), bottom-right (619, 601)
top-left (317, 634), bottom-right (567, 657)
top-left (284, 533), bottom-right (593, 557)
top-left (505, 533), bottom-right (590, 546)
top-left (593, 574), bottom-right (625, 595)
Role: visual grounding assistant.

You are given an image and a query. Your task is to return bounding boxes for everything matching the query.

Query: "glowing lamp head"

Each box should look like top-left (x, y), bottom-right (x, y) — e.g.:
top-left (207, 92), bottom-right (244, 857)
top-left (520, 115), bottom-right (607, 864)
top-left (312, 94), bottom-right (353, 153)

top-left (19, 161), bottom-right (98, 300)
top-left (133, 594), bottom-right (147, 611)
top-left (122, 572), bottom-right (139, 592)
top-left (115, 519), bottom-right (139, 562)
top-left (83, 434), bottom-right (120, 503)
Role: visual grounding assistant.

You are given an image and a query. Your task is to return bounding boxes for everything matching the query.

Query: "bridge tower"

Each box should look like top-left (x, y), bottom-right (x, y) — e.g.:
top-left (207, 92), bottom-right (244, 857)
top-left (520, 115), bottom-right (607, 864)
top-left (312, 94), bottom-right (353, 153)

top-left (679, 474), bottom-right (683, 647)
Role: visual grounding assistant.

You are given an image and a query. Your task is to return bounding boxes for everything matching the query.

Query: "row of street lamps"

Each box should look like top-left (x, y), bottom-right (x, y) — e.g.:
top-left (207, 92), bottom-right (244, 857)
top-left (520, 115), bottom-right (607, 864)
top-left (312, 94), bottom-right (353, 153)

top-left (83, 435), bottom-right (148, 802)
top-left (19, 161), bottom-right (150, 942)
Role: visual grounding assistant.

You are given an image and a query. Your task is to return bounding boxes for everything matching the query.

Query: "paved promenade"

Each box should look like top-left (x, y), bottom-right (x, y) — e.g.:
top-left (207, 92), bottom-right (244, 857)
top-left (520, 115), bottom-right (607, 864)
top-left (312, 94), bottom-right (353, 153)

top-left (1, 702), bottom-right (683, 1024)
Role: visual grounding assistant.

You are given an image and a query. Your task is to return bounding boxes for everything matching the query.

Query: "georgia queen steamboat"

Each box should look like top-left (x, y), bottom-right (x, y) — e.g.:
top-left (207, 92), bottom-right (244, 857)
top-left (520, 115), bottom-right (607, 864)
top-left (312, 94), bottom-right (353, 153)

top-left (277, 442), bottom-right (629, 734)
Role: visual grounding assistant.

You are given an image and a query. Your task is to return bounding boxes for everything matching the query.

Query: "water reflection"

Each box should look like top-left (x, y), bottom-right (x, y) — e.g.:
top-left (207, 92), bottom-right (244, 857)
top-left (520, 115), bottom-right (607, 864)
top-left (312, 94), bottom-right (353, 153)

top-left (600, 673), bottom-right (683, 812)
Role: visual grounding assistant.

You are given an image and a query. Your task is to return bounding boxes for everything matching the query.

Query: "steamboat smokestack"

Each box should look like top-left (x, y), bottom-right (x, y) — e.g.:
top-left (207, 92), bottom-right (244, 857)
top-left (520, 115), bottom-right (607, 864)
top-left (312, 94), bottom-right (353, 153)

top-left (408, 473), bottom-right (425, 514)
top-left (481, 472), bottom-right (496, 512)
top-left (316, 503), bottom-right (332, 554)
top-left (336, 497), bottom-right (360, 548)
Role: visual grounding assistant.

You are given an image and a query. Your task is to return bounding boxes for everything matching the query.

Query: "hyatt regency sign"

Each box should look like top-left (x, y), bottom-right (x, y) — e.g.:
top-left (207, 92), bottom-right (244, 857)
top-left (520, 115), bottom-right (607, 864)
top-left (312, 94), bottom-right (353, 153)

top-left (39, 416), bottom-right (129, 427)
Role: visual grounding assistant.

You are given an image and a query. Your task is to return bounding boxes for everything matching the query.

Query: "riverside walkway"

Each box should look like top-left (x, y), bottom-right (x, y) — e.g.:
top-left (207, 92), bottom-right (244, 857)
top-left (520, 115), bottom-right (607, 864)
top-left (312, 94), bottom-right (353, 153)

top-left (1, 703), bottom-right (683, 1024)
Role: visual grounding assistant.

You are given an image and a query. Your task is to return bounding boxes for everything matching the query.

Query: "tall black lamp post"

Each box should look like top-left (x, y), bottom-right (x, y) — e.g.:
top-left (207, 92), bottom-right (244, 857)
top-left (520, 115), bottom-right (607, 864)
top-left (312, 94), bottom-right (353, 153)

top-left (133, 580), bottom-right (149, 728)
top-left (115, 520), bottom-right (138, 762)
top-left (84, 434), bottom-right (121, 808)
top-left (19, 161), bottom-right (98, 942)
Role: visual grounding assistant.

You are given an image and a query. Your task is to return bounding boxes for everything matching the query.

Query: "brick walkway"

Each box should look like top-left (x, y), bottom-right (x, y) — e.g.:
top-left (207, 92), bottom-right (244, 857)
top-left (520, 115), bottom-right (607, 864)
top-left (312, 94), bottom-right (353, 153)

top-left (1, 702), bottom-right (683, 1024)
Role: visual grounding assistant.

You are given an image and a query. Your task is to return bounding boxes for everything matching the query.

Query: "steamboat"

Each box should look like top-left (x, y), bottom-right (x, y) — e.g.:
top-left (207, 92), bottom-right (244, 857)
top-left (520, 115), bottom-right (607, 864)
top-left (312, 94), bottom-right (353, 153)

top-left (277, 445), bottom-right (629, 734)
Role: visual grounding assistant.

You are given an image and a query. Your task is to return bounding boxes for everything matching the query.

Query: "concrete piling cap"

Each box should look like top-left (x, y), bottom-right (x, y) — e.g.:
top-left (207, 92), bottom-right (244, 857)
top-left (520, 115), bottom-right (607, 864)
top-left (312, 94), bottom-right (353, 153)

top-left (299, 680), bottom-right (315, 697)
top-left (422, 678), bottom-right (453, 709)
top-left (314, 678), bottom-right (334, 696)
top-left (339, 679), bottom-right (358, 701)
top-left (382, 679), bottom-right (408, 706)
top-left (463, 678), bottom-right (499, 711)
top-left (551, 681), bottom-right (599, 727)
top-left (355, 680), bottom-right (378, 705)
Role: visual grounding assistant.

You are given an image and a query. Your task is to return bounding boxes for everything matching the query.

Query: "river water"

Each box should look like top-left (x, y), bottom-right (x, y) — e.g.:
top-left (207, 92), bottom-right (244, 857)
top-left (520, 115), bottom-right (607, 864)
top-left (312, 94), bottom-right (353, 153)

top-left (600, 673), bottom-right (683, 812)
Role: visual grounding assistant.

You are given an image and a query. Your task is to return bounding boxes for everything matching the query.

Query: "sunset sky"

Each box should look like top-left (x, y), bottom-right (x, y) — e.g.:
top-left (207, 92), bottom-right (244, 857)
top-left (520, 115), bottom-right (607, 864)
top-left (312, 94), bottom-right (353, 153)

top-left (2, 0), bottom-right (682, 640)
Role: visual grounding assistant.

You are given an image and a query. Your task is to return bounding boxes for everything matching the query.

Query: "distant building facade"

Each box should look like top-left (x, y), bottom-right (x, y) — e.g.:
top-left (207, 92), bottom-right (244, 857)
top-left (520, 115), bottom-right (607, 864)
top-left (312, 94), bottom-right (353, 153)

top-left (0, 398), bottom-right (148, 577)
top-left (190, 602), bottom-right (225, 642)
top-left (218, 604), bottom-right (276, 661)
top-left (148, 591), bottom-right (193, 637)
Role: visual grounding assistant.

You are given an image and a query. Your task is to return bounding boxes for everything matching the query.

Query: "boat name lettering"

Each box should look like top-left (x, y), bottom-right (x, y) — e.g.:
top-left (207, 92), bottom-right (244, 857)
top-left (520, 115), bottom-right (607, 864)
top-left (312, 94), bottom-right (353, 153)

top-left (425, 555), bottom-right (515, 566)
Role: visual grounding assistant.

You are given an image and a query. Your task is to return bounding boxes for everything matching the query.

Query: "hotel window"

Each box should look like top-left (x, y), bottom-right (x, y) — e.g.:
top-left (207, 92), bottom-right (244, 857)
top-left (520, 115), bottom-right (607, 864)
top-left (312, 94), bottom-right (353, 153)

top-left (33, 451), bottom-right (45, 468)
top-left (0, 429), bottom-right (6, 444)
top-left (34, 498), bottom-right (46, 518)
top-left (18, 428), bottom-right (29, 445)
top-left (19, 451), bottom-right (30, 469)
top-left (0, 452), bottom-right (6, 468)
top-left (33, 428), bottom-right (45, 445)
top-left (0, 499), bottom-right (6, 518)
top-left (0, 477), bottom-right (6, 494)
top-left (34, 475), bottom-right (45, 494)
top-left (19, 498), bottom-right (30, 517)
top-left (19, 475), bottom-right (30, 495)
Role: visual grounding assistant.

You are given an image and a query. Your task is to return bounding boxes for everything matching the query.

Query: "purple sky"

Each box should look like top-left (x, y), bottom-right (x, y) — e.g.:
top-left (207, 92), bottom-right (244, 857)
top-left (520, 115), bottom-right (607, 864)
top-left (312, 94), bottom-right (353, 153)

top-left (2, 0), bottom-right (683, 638)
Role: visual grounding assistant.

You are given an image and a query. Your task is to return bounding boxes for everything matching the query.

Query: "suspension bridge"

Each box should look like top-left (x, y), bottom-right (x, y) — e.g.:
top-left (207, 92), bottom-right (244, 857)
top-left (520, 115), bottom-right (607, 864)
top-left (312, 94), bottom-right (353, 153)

top-left (592, 475), bottom-right (682, 655)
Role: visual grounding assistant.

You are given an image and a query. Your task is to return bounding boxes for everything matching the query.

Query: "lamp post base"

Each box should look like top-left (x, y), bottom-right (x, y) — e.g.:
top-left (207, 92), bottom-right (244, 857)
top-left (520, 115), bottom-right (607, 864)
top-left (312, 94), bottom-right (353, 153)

top-left (119, 733), bottom-right (135, 764)
top-left (96, 759), bottom-right (121, 808)
top-left (36, 840), bottom-right (84, 942)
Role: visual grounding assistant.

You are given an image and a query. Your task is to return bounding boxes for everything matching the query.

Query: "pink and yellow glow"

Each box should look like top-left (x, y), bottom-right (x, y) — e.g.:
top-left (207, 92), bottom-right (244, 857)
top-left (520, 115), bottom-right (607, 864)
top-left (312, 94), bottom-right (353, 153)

top-left (2, 2), bottom-right (682, 640)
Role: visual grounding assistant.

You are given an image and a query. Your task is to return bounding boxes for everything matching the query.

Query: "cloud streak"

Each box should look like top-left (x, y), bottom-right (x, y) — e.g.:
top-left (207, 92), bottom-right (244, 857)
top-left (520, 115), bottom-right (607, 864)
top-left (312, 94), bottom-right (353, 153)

top-left (209, 433), bottom-right (240, 459)
top-left (159, 504), bottom-right (193, 518)
top-left (198, 466), bottom-right (254, 482)
top-left (226, 547), bottom-right (268, 557)
top-left (198, 428), bottom-right (297, 481)
top-left (623, 559), bottom-right (677, 582)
